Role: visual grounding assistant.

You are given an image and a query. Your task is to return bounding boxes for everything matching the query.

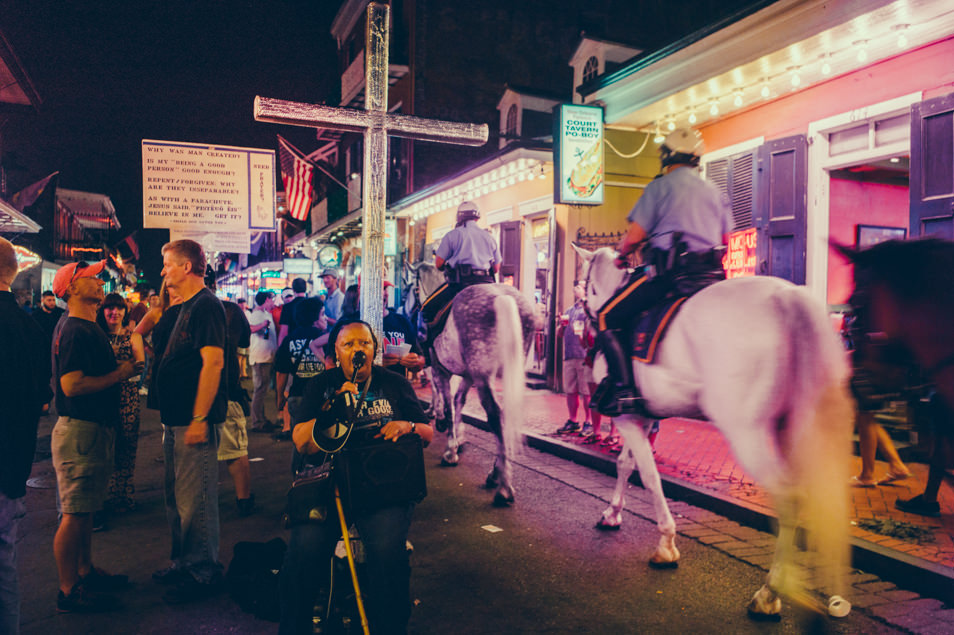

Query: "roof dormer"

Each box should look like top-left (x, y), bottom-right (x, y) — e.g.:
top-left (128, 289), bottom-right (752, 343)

top-left (496, 86), bottom-right (562, 149)
top-left (569, 35), bottom-right (642, 104)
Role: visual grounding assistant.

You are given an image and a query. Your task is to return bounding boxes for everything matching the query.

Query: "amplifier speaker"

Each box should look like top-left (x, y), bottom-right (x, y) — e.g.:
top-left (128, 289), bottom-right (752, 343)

top-left (338, 436), bottom-right (427, 513)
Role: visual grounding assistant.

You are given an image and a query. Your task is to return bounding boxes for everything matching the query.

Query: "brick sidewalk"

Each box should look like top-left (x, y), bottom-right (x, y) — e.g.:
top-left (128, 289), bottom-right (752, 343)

top-left (415, 381), bottom-right (954, 573)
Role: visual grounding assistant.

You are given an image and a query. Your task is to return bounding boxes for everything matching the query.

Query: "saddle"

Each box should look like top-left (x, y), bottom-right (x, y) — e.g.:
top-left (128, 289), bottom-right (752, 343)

top-left (629, 295), bottom-right (688, 363)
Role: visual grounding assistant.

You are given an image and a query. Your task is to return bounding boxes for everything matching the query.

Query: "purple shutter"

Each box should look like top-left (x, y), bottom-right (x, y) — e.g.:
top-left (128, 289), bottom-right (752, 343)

top-left (910, 92), bottom-right (954, 238)
top-left (754, 135), bottom-right (807, 284)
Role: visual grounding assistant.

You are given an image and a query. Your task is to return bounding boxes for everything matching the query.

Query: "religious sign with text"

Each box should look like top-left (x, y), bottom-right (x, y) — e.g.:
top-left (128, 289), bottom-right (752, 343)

top-left (142, 139), bottom-right (276, 233)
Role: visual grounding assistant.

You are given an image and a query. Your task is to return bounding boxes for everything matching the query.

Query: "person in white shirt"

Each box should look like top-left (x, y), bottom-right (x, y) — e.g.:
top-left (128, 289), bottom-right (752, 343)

top-left (247, 291), bottom-right (278, 432)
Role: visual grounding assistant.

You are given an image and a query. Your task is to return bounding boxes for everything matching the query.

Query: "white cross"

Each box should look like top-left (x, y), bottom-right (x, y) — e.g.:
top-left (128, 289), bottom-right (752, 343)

top-left (254, 2), bottom-right (488, 345)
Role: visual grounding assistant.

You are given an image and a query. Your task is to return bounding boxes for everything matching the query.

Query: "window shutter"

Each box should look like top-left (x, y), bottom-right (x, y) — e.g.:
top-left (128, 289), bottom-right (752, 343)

top-left (910, 91), bottom-right (954, 238)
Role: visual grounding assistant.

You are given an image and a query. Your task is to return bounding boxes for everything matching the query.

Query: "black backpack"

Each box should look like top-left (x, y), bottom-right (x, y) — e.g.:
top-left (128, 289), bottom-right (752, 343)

top-left (226, 537), bottom-right (287, 621)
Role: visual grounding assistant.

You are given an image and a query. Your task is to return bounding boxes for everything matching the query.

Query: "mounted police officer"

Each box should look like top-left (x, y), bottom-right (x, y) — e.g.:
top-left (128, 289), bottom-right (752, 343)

top-left (593, 127), bottom-right (731, 417)
top-left (421, 201), bottom-right (500, 356)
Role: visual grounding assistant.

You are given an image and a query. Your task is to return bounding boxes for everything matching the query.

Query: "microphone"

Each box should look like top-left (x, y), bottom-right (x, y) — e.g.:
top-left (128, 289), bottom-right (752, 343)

top-left (350, 350), bottom-right (367, 384)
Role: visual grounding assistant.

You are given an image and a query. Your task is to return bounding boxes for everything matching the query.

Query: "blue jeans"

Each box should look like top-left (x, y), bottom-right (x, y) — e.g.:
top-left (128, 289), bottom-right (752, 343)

top-left (279, 503), bottom-right (414, 635)
top-left (0, 494), bottom-right (24, 635)
top-left (250, 362), bottom-right (272, 428)
top-left (162, 423), bottom-right (223, 583)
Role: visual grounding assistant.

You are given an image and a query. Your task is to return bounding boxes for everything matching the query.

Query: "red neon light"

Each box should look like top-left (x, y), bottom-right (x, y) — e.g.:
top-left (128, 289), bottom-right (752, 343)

top-left (724, 228), bottom-right (757, 279)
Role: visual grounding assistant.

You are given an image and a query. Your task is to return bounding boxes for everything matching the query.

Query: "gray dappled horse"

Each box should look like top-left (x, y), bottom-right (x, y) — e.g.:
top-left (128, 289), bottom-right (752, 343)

top-left (412, 261), bottom-right (538, 505)
top-left (576, 245), bottom-right (853, 620)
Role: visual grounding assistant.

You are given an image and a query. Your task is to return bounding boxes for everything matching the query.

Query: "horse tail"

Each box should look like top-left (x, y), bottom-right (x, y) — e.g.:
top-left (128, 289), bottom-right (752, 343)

top-left (785, 288), bottom-right (853, 607)
top-left (495, 293), bottom-right (524, 457)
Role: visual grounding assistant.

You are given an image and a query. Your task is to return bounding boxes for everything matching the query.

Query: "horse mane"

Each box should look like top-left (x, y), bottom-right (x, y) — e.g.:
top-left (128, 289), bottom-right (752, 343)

top-left (851, 238), bottom-right (954, 308)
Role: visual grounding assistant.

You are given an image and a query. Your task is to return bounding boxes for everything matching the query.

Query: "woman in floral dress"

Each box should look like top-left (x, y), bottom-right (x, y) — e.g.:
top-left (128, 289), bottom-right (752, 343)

top-left (97, 293), bottom-right (145, 514)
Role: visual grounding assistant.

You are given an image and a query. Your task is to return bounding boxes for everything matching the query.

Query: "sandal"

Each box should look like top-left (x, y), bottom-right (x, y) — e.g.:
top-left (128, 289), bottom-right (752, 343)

top-left (876, 469), bottom-right (912, 485)
top-left (849, 475), bottom-right (877, 488)
top-left (600, 435), bottom-right (621, 447)
top-left (582, 434), bottom-right (602, 445)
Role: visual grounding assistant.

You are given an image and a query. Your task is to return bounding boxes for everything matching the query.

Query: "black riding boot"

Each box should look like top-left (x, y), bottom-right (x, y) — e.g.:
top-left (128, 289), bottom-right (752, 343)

top-left (594, 329), bottom-right (639, 417)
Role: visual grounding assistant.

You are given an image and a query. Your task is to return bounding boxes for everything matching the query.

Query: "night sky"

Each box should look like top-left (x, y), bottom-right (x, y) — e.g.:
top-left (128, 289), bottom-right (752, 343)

top-left (2, 0), bottom-right (755, 285)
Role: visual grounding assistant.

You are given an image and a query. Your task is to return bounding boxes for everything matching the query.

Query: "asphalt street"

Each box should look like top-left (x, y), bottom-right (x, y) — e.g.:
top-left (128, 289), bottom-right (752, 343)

top-left (17, 398), bottom-right (902, 634)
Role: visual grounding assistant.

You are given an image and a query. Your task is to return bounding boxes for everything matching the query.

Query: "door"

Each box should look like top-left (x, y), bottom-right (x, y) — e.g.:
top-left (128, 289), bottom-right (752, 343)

top-left (910, 92), bottom-right (954, 238)
top-left (498, 220), bottom-right (522, 285)
top-left (754, 135), bottom-right (807, 284)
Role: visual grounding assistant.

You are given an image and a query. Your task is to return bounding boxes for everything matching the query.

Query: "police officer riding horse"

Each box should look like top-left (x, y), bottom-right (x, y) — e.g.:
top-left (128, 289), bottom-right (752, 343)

top-left (420, 201), bottom-right (501, 360)
top-left (593, 127), bottom-right (731, 417)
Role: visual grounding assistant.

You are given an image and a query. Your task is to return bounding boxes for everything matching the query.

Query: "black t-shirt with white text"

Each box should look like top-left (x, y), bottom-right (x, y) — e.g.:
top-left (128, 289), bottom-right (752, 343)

top-left (157, 288), bottom-right (227, 427)
top-left (274, 325), bottom-right (327, 397)
top-left (301, 365), bottom-right (428, 453)
top-left (53, 317), bottom-right (120, 427)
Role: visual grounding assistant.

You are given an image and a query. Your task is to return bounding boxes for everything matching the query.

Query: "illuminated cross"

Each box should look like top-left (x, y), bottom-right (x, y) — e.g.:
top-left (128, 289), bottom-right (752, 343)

top-left (254, 1), bottom-right (487, 343)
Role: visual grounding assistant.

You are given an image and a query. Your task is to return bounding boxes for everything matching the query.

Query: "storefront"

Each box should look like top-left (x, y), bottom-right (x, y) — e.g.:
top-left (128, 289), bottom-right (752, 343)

top-left (391, 142), bottom-right (560, 382)
top-left (581, 0), bottom-right (954, 438)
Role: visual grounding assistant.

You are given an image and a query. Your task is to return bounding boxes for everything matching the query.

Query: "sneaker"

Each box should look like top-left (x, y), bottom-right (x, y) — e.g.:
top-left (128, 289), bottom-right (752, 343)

top-left (162, 573), bottom-right (224, 605)
top-left (895, 494), bottom-right (941, 517)
top-left (57, 583), bottom-right (122, 613)
top-left (236, 495), bottom-right (255, 517)
top-left (80, 566), bottom-right (130, 592)
top-left (556, 420), bottom-right (580, 435)
top-left (152, 565), bottom-right (190, 586)
top-left (580, 423), bottom-right (594, 437)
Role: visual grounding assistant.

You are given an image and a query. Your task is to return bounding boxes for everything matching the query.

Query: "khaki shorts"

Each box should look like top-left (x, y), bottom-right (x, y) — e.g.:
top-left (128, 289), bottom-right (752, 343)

top-left (217, 400), bottom-right (249, 461)
top-left (563, 358), bottom-right (592, 395)
top-left (51, 417), bottom-right (115, 514)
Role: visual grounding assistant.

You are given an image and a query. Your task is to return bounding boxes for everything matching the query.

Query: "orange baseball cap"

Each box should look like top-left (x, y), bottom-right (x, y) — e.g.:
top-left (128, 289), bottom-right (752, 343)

top-left (52, 260), bottom-right (107, 298)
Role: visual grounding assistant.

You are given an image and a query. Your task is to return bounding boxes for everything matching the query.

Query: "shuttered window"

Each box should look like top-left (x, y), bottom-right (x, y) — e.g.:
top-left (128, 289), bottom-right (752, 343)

top-left (705, 150), bottom-right (755, 231)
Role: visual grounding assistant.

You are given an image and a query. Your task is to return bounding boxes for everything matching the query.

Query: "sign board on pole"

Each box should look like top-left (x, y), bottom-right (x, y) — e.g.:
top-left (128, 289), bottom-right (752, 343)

top-left (142, 140), bottom-right (276, 232)
top-left (553, 104), bottom-right (604, 205)
top-left (169, 230), bottom-right (252, 254)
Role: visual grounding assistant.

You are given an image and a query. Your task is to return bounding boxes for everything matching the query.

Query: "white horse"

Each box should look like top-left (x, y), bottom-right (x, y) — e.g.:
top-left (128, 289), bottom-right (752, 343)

top-left (576, 245), bottom-right (854, 620)
top-left (415, 261), bottom-right (539, 505)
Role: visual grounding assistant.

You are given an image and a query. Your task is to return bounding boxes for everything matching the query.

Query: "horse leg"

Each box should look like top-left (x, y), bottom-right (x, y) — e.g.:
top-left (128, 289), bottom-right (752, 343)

top-left (598, 417), bottom-right (680, 567)
top-left (441, 376), bottom-right (472, 467)
top-left (431, 367), bottom-right (452, 434)
top-left (474, 381), bottom-right (513, 506)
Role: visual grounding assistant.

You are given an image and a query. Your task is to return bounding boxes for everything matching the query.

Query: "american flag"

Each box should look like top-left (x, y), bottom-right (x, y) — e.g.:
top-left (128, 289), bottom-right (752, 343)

top-left (277, 135), bottom-right (315, 221)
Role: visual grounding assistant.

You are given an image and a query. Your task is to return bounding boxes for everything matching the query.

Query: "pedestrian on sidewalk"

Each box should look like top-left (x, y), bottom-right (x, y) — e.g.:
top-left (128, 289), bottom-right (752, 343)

top-left (248, 291), bottom-right (278, 433)
top-left (236, 297), bottom-right (250, 379)
top-left (278, 277), bottom-right (308, 346)
top-left (96, 293), bottom-right (146, 523)
top-left (219, 292), bottom-right (255, 517)
top-left (275, 296), bottom-right (329, 449)
top-left (556, 281), bottom-right (592, 436)
top-left (0, 237), bottom-right (52, 633)
top-left (50, 260), bottom-right (140, 613)
top-left (153, 239), bottom-right (228, 604)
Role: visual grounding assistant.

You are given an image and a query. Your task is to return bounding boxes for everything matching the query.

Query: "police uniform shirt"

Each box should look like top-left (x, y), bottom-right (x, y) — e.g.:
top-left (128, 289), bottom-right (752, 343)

top-left (435, 220), bottom-right (500, 270)
top-left (627, 167), bottom-right (732, 252)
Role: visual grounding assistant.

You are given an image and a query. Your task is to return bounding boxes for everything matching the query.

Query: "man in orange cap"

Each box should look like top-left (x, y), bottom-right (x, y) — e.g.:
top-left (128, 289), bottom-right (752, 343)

top-left (50, 259), bottom-right (141, 613)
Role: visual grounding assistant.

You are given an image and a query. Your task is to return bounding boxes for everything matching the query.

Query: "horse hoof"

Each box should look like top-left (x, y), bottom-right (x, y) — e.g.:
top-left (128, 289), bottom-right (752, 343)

top-left (439, 457), bottom-right (459, 467)
top-left (435, 418), bottom-right (450, 433)
top-left (828, 595), bottom-right (851, 618)
top-left (483, 475), bottom-right (499, 490)
top-left (746, 596), bottom-right (782, 622)
top-left (595, 519), bottom-right (621, 531)
top-left (492, 493), bottom-right (514, 507)
top-left (648, 559), bottom-right (678, 569)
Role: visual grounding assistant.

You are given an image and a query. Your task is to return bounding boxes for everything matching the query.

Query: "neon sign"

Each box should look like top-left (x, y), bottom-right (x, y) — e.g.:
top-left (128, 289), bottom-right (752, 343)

top-left (13, 245), bottom-right (41, 272)
top-left (725, 228), bottom-right (757, 278)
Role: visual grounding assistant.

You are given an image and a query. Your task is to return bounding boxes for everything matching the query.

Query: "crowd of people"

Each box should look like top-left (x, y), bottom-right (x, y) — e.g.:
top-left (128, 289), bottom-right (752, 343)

top-left (0, 236), bottom-right (435, 634)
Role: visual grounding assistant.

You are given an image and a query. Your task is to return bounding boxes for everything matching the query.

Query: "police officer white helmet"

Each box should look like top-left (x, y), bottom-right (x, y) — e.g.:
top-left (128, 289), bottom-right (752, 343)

top-left (660, 127), bottom-right (705, 168)
top-left (456, 201), bottom-right (480, 226)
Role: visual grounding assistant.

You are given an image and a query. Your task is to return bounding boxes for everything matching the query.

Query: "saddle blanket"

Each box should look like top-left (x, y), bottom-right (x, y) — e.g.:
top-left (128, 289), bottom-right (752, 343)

top-left (630, 296), bottom-right (688, 363)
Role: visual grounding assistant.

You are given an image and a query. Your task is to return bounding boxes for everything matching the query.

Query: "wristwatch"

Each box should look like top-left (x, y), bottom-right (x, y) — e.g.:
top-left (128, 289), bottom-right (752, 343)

top-left (411, 423), bottom-right (417, 435)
